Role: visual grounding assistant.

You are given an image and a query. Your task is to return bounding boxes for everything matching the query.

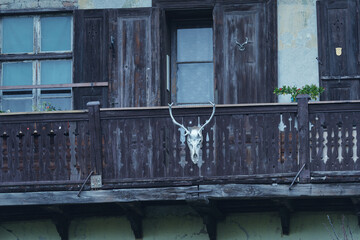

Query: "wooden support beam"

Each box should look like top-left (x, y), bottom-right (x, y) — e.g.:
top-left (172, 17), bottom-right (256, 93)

top-left (297, 94), bottom-right (311, 183)
top-left (42, 206), bottom-right (70, 240)
top-left (1, 184), bottom-right (360, 207)
top-left (117, 203), bottom-right (144, 239)
top-left (272, 199), bottom-right (293, 235)
top-left (187, 198), bottom-right (225, 240)
top-left (351, 198), bottom-right (360, 226)
top-left (279, 207), bottom-right (290, 235)
top-left (52, 215), bottom-right (70, 240)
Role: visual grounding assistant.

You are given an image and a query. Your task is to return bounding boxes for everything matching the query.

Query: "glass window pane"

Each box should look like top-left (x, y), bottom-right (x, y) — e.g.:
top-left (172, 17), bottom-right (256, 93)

top-left (177, 63), bottom-right (214, 104)
top-left (41, 60), bottom-right (72, 84)
top-left (3, 96), bottom-right (32, 112)
top-left (40, 97), bottom-right (71, 111)
top-left (3, 62), bottom-right (33, 86)
top-left (41, 16), bottom-right (71, 52)
top-left (2, 16), bottom-right (34, 53)
top-left (177, 28), bottom-right (213, 62)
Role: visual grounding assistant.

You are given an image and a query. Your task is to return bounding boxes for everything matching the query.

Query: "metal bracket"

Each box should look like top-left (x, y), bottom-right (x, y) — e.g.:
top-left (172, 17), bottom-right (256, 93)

top-left (77, 171), bottom-right (94, 197)
top-left (289, 163), bottom-right (306, 190)
top-left (91, 175), bottom-right (102, 189)
top-left (235, 37), bottom-right (248, 51)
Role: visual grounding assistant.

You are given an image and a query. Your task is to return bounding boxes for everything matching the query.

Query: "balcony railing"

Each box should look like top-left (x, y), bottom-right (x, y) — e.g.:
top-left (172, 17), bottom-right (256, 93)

top-left (0, 98), bottom-right (360, 192)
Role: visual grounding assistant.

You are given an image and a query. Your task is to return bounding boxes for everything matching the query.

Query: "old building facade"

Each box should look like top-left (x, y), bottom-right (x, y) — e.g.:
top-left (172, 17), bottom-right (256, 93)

top-left (0, 0), bottom-right (360, 239)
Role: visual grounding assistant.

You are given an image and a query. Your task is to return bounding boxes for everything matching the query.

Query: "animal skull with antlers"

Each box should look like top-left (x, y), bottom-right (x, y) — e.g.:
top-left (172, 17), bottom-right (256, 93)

top-left (168, 102), bottom-right (216, 164)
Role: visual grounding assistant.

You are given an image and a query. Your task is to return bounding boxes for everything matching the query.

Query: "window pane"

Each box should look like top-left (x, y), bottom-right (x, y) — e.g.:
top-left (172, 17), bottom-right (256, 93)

top-left (177, 63), bottom-right (213, 104)
top-left (3, 95), bottom-right (32, 112)
top-left (177, 28), bottom-right (213, 62)
top-left (41, 16), bottom-right (71, 52)
top-left (3, 62), bottom-right (33, 86)
top-left (3, 17), bottom-right (33, 53)
top-left (41, 60), bottom-right (72, 84)
top-left (40, 96), bottom-right (71, 111)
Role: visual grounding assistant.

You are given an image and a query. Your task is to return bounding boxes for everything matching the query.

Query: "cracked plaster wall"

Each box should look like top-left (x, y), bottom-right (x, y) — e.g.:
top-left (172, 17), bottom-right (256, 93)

top-left (278, 0), bottom-right (319, 103)
top-left (1, 206), bottom-right (360, 239)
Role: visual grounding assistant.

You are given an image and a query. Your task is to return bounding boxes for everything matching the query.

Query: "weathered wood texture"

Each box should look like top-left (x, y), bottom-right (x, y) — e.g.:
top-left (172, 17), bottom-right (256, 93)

top-left (214, 1), bottom-right (277, 104)
top-left (1, 101), bottom-right (360, 192)
top-left (2, 183), bottom-right (360, 206)
top-left (108, 8), bottom-right (161, 108)
top-left (0, 111), bottom-right (93, 185)
top-left (100, 104), bottom-right (298, 182)
top-left (309, 101), bottom-right (360, 174)
top-left (317, 0), bottom-right (360, 100)
top-left (73, 10), bottom-right (109, 109)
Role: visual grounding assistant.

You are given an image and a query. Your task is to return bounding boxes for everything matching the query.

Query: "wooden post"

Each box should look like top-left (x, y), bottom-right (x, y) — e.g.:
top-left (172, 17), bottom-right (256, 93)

top-left (87, 101), bottom-right (102, 175)
top-left (297, 94), bottom-right (311, 183)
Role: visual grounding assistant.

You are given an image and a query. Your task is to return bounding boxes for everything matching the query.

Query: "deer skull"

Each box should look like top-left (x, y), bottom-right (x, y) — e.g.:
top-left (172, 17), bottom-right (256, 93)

top-left (168, 102), bottom-right (216, 164)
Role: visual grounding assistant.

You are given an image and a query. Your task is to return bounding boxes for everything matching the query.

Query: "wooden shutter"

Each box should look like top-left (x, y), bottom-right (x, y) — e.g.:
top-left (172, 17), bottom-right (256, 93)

top-left (73, 10), bottom-right (109, 109)
top-left (317, 0), bottom-right (360, 100)
top-left (214, 1), bottom-right (277, 104)
top-left (108, 8), bottom-right (161, 108)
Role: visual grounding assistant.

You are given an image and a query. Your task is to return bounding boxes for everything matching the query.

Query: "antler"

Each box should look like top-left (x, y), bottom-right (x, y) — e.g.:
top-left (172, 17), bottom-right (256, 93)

top-left (198, 101), bottom-right (216, 133)
top-left (168, 103), bottom-right (190, 135)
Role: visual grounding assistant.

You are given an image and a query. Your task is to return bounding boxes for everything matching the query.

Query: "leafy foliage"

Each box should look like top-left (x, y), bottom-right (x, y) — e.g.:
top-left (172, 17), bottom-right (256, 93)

top-left (274, 84), bottom-right (325, 101)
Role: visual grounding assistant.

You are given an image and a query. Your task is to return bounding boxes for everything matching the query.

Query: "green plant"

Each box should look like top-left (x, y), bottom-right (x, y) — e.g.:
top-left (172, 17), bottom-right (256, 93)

top-left (33, 102), bottom-right (59, 112)
top-left (274, 84), bottom-right (325, 101)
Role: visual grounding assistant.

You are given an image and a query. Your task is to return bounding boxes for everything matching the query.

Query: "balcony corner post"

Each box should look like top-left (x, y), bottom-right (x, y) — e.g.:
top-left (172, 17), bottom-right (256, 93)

top-left (297, 94), bottom-right (311, 183)
top-left (87, 101), bottom-right (103, 175)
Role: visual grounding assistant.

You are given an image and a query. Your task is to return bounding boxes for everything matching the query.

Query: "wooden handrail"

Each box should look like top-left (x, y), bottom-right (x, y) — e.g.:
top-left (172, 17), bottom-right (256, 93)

top-left (0, 82), bottom-right (108, 90)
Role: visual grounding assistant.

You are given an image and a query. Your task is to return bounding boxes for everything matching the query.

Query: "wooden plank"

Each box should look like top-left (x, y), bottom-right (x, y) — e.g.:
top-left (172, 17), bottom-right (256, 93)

top-left (0, 82), bottom-right (108, 90)
top-left (2, 183), bottom-right (360, 206)
top-left (297, 95), bottom-right (310, 182)
top-left (0, 186), bottom-right (198, 206)
top-left (0, 52), bottom-right (72, 62)
top-left (200, 183), bottom-right (360, 199)
top-left (87, 102), bottom-right (102, 175)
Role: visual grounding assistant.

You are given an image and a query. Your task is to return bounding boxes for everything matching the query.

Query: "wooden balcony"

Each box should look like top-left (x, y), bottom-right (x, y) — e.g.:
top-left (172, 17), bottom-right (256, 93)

top-left (0, 98), bottom-right (360, 205)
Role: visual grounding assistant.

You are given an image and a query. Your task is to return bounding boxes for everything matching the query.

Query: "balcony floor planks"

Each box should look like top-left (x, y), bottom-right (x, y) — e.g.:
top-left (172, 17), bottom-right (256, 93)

top-left (1, 183), bottom-right (360, 207)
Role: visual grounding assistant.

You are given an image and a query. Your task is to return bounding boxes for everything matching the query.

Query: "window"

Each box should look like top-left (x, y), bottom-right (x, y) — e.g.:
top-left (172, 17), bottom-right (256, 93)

top-left (0, 15), bottom-right (72, 112)
top-left (168, 11), bottom-right (214, 105)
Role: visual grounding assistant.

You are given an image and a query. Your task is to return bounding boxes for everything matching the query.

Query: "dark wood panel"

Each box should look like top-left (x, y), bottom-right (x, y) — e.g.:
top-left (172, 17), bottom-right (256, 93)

top-left (214, 1), bottom-right (277, 104)
top-left (73, 10), bottom-right (109, 109)
top-left (1, 101), bottom-right (360, 191)
top-left (317, 0), bottom-right (360, 100)
top-left (108, 8), bottom-right (160, 108)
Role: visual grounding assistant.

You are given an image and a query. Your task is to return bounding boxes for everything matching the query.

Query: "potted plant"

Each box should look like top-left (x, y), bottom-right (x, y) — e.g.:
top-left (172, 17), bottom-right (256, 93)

top-left (273, 84), bottom-right (325, 102)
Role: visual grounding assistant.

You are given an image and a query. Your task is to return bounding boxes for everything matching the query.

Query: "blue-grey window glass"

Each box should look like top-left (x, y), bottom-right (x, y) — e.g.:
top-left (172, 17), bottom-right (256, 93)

top-left (41, 60), bottom-right (72, 84)
top-left (3, 95), bottom-right (32, 112)
top-left (3, 62), bottom-right (32, 86)
top-left (2, 17), bottom-right (33, 53)
top-left (40, 93), bottom-right (71, 111)
top-left (41, 16), bottom-right (71, 52)
top-left (177, 63), bottom-right (214, 104)
top-left (177, 28), bottom-right (213, 62)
